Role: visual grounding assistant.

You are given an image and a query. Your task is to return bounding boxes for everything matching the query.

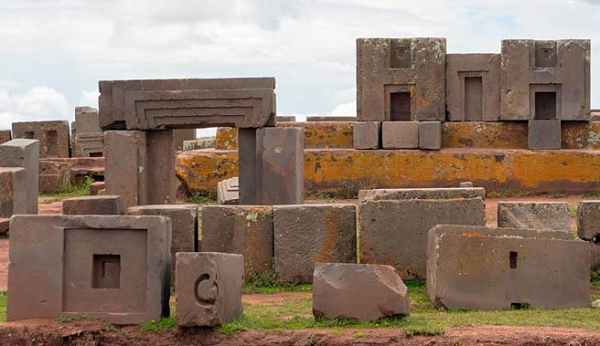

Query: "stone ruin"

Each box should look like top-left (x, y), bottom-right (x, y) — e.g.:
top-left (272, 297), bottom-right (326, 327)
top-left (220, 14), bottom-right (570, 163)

top-left (2, 36), bottom-right (597, 327)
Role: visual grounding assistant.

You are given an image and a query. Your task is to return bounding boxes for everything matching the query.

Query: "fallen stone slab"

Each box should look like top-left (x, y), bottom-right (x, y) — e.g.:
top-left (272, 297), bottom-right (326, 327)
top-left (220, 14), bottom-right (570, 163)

top-left (577, 200), bottom-right (600, 240)
top-left (359, 187), bottom-right (486, 201)
top-left (176, 252), bottom-right (243, 327)
top-left (217, 176), bottom-right (239, 205)
top-left (427, 224), bottom-right (589, 310)
top-left (312, 262), bottom-right (410, 321)
top-left (497, 202), bottom-right (570, 232)
top-left (274, 204), bottom-right (356, 284)
top-left (62, 195), bottom-right (123, 215)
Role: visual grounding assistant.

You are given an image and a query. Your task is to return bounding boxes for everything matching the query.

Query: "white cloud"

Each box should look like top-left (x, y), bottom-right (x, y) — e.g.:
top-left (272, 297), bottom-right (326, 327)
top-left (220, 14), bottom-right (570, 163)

top-left (78, 90), bottom-right (99, 109)
top-left (0, 87), bottom-right (71, 130)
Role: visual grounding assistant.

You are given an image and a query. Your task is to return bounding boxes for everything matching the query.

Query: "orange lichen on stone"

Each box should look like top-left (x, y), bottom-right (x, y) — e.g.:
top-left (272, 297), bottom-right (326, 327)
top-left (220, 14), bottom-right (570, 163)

top-left (442, 122), bottom-right (528, 149)
top-left (215, 128), bottom-right (238, 150)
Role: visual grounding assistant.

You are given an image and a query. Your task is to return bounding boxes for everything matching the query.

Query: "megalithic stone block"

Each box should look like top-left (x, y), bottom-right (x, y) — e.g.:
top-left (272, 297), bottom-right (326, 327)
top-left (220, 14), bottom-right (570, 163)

top-left (381, 121), bottom-right (419, 149)
top-left (0, 168), bottom-right (27, 218)
top-left (75, 106), bottom-right (101, 134)
top-left (427, 225), bottom-right (590, 310)
top-left (359, 187), bottom-right (486, 201)
top-left (62, 195), bottom-right (123, 215)
top-left (7, 215), bottom-right (172, 324)
top-left (312, 262), bottom-right (410, 321)
top-left (528, 120), bottom-right (561, 150)
top-left (176, 252), bottom-right (243, 327)
top-left (353, 122), bottom-right (380, 150)
top-left (0, 139), bottom-right (39, 214)
top-left (577, 201), bottom-right (600, 241)
top-left (201, 205), bottom-right (273, 278)
top-left (217, 176), bottom-right (239, 205)
top-left (73, 133), bottom-right (104, 157)
top-left (12, 121), bottom-right (70, 158)
top-left (274, 204), bottom-right (357, 284)
top-left (418, 121), bottom-right (442, 150)
top-left (497, 202), bottom-right (571, 232)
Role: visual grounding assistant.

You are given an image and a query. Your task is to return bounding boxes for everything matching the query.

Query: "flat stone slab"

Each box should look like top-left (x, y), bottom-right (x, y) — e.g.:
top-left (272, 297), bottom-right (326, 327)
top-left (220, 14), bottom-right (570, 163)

top-left (7, 215), bottom-right (171, 324)
top-left (202, 205), bottom-right (272, 278)
top-left (313, 262), bottom-right (410, 321)
top-left (176, 252), bottom-right (243, 327)
top-left (427, 225), bottom-right (590, 310)
top-left (359, 187), bottom-right (486, 201)
top-left (217, 176), bottom-right (239, 205)
top-left (62, 195), bottom-right (123, 215)
top-left (497, 202), bottom-right (571, 232)
top-left (577, 200), bottom-right (600, 241)
top-left (359, 198), bottom-right (486, 278)
top-left (274, 204), bottom-right (357, 284)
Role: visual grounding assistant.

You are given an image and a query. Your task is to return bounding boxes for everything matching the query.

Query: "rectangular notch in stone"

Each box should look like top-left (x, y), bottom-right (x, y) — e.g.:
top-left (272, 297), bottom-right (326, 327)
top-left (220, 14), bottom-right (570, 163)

top-left (464, 77), bottom-right (483, 121)
top-left (93, 254), bottom-right (121, 289)
top-left (390, 92), bottom-right (411, 121)
top-left (390, 40), bottom-right (412, 69)
top-left (535, 41), bottom-right (557, 68)
top-left (535, 92), bottom-right (557, 120)
top-left (46, 130), bottom-right (59, 157)
top-left (509, 251), bottom-right (518, 269)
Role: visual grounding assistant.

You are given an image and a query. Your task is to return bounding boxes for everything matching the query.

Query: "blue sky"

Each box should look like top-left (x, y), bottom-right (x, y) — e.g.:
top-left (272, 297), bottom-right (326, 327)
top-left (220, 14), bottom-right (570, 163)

top-left (0, 0), bottom-right (598, 131)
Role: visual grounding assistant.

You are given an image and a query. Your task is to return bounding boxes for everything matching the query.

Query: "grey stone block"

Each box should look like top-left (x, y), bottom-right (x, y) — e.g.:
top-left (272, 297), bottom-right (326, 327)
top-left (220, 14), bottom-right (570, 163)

top-left (75, 106), bottom-right (101, 134)
top-left (381, 121), bottom-right (419, 149)
top-left (528, 120), bottom-right (561, 150)
top-left (313, 262), bottom-right (410, 321)
top-left (358, 187), bottom-right (486, 201)
top-left (7, 215), bottom-right (171, 324)
top-left (0, 139), bottom-right (39, 214)
top-left (359, 198), bottom-right (485, 279)
top-left (12, 121), bottom-right (70, 158)
top-left (427, 225), bottom-right (590, 310)
top-left (201, 205), bottom-right (272, 278)
top-left (418, 121), bottom-right (442, 150)
top-left (274, 204), bottom-right (357, 284)
top-left (62, 195), bottom-right (123, 215)
top-left (0, 168), bottom-right (27, 218)
top-left (176, 252), bottom-right (243, 327)
top-left (73, 133), bottom-right (104, 157)
top-left (353, 122), bottom-right (380, 150)
top-left (497, 202), bottom-right (570, 232)
top-left (577, 201), bottom-right (600, 240)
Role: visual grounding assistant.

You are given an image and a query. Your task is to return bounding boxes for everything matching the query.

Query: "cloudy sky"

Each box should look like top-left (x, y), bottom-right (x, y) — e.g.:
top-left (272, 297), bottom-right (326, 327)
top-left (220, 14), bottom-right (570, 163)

top-left (0, 0), bottom-right (599, 132)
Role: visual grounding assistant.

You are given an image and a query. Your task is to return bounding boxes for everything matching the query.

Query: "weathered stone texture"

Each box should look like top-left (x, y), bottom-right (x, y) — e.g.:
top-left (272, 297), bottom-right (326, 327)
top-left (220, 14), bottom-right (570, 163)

top-left (74, 133), bottom-right (104, 157)
top-left (0, 130), bottom-right (11, 144)
top-left (528, 120), bottom-right (561, 150)
top-left (446, 54), bottom-right (501, 121)
top-left (497, 202), bottom-right (570, 232)
top-left (12, 121), bottom-right (70, 158)
top-left (353, 122), bottom-right (380, 150)
top-left (90, 181), bottom-right (105, 195)
top-left (62, 195), bottom-right (123, 215)
top-left (418, 121), bottom-right (442, 150)
top-left (307, 116), bottom-right (357, 122)
top-left (381, 121), bottom-right (419, 149)
top-left (217, 176), bottom-right (239, 205)
top-left (313, 263), bottom-right (410, 321)
top-left (0, 168), bottom-right (27, 218)
top-left (274, 204), bottom-right (356, 284)
top-left (202, 205), bottom-right (272, 278)
top-left (359, 198), bottom-right (485, 278)
top-left (75, 106), bottom-right (101, 134)
top-left (427, 225), bottom-right (590, 310)
top-left (99, 78), bottom-right (276, 130)
top-left (176, 252), bottom-right (243, 327)
top-left (0, 139), bottom-right (39, 214)
top-left (577, 201), bottom-right (600, 240)
top-left (359, 187), bottom-right (486, 201)
top-left (7, 215), bottom-right (172, 324)
top-left (357, 38), bottom-right (446, 121)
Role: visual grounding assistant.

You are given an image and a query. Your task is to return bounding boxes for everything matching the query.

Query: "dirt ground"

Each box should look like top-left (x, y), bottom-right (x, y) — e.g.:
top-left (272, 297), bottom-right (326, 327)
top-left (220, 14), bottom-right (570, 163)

top-left (0, 319), bottom-right (599, 346)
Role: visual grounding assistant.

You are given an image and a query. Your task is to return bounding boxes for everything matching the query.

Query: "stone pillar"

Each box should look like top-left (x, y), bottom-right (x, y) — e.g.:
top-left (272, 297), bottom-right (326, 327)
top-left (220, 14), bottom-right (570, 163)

top-left (146, 130), bottom-right (175, 205)
top-left (238, 127), bottom-right (304, 205)
top-left (0, 139), bottom-right (39, 214)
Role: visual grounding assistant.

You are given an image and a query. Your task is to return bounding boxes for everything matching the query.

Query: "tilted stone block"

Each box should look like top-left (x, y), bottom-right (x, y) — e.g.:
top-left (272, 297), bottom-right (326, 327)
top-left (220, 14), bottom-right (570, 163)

top-left (313, 262), bottom-right (410, 321)
top-left (497, 202), bottom-right (570, 232)
top-left (418, 121), bottom-right (442, 150)
top-left (357, 38), bottom-right (446, 121)
top-left (446, 54), bottom-right (501, 121)
top-left (7, 215), bottom-right (171, 324)
top-left (99, 78), bottom-right (276, 130)
top-left (427, 225), bottom-right (590, 310)
top-left (0, 139), bottom-right (39, 214)
top-left (128, 204), bottom-right (198, 276)
top-left (217, 176), bottom-right (239, 205)
top-left (202, 205), bottom-right (272, 278)
top-left (176, 252), bottom-right (243, 327)
top-left (359, 198), bottom-right (485, 279)
top-left (381, 121), bottom-right (419, 149)
top-left (353, 122), bottom-right (380, 150)
top-left (12, 121), bottom-right (70, 158)
top-left (0, 168), bottom-right (27, 218)
top-left (528, 120), bottom-right (561, 150)
top-left (358, 187), bottom-right (486, 201)
top-left (62, 195), bottom-right (123, 215)
top-left (274, 204), bottom-right (356, 284)
top-left (577, 201), bottom-right (600, 241)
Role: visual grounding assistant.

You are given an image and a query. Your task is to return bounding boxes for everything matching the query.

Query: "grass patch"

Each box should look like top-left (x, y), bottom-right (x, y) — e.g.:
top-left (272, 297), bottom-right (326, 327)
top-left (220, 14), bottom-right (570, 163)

top-left (580, 190), bottom-right (600, 199)
top-left (547, 192), bottom-right (568, 199)
top-left (486, 190), bottom-right (536, 199)
top-left (186, 191), bottom-right (217, 205)
top-left (140, 316), bottom-right (176, 333)
top-left (56, 314), bottom-right (92, 323)
top-left (40, 175), bottom-right (94, 202)
top-left (222, 280), bottom-right (600, 336)
top-left (0, 292), bottom-right (6, 323)
top-left (244, 269), bottom-right (312, 294)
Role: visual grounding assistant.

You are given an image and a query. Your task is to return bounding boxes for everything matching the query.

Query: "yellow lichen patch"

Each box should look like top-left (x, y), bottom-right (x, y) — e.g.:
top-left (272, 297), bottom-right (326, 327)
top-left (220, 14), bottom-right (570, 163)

top-left (175, 149), bottom-right (238, 191)
top-left (215, 127), bottom-right (238, 150)
top-left (442, 122), bottom-right (528, 149)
